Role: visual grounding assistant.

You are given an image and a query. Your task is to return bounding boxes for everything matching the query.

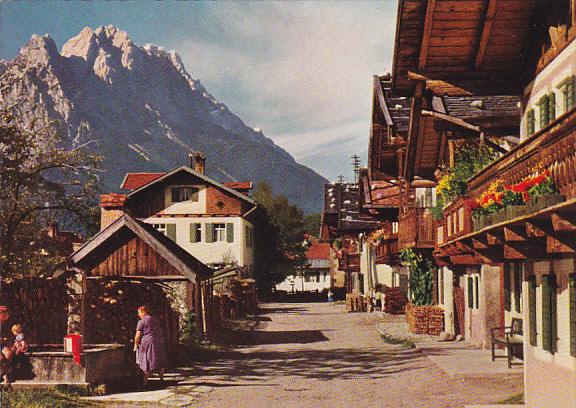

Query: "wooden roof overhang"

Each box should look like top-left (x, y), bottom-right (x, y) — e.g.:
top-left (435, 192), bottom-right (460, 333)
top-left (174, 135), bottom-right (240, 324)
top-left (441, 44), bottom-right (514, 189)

top-left (404, 76), bottom-right (521, 179)
top-left (369, 76), bottom-right (409, 181)
top-left (69, 214), bottom-right (212, 283)
top-left (392, 0), bottom-right (541, 95)
top-left (435, 198), bottom-right (576, 267)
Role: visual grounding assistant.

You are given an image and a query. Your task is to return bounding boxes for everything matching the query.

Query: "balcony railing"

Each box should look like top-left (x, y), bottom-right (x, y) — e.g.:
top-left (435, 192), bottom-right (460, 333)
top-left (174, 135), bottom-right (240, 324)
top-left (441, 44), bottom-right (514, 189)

top-left (340, 252), bottom-right (360, 272)
top-left (436, 197), bottom-right (474, 245)
top-left (469, 108), bottom-right (576, 202)
top-left (435, 107), bottom-right (576, 251)
top-left (398, 207), bottom-right (435, 250)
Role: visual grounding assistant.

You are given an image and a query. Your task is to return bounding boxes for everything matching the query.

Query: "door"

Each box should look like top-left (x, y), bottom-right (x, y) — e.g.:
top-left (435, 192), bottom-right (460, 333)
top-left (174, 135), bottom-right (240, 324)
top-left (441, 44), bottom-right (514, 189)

top-left (453, 286), bottom-right (465, 337)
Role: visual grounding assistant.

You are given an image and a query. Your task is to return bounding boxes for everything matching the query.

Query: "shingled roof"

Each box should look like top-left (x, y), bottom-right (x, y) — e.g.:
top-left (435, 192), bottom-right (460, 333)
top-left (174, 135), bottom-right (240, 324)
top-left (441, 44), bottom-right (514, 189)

top-left (441, 95), bottom-right (521, 121)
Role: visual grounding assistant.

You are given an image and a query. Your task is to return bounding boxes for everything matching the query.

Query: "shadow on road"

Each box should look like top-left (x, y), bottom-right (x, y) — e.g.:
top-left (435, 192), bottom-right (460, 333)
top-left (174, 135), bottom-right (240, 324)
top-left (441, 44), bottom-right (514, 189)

top-left (180, 347), bottom-right (425, 384)
top-left (236, 329), bottom-right (330, 345)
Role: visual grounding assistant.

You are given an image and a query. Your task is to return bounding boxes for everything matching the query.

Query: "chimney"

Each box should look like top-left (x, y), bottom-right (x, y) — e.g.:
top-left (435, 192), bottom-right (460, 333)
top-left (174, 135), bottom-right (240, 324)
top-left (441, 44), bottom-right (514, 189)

top-left (190, 152), bottom-right (206, 174)
top-left (47, 222), bottom-right (59, 239)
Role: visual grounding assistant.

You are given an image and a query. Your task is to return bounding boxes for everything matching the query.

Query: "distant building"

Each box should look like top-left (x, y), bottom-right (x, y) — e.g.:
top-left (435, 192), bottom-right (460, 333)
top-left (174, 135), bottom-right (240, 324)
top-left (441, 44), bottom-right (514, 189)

top-left (275, 243), bottom-right (332, 293)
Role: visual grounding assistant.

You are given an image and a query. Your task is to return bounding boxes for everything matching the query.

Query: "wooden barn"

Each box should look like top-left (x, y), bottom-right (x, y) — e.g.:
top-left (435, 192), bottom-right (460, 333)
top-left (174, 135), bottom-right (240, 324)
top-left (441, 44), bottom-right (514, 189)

top-left (68, 214), bottom-right (212, 349)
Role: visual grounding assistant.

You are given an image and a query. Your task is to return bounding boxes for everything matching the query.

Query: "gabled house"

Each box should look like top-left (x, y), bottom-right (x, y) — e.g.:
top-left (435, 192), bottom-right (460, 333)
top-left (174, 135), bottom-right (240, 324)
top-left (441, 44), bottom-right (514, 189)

top-left (100, 153), bottom-right (260, 275)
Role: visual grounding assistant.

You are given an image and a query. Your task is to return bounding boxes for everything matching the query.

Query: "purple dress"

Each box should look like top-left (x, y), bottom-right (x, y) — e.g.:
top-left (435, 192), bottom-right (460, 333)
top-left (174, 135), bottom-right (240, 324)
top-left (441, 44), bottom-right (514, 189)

top-left (136, 315), bottom-right (167, 372)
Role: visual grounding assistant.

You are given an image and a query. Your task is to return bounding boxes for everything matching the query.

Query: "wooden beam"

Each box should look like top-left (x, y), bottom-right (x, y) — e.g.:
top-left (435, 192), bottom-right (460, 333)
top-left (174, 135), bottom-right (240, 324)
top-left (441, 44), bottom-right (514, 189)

top-left (421, 110), bottom-right (481, 133)
top-left (475, 0), bottom-right (498, 68)
top-left (418, 0), bottom-right (437, 71)
top-left (486, 232), bottom-right (503, 246)
top-left (551, 212), bottom-right (576, 232)
top-left (526, 221), bottom-right (547, 238)
top-left (472, 237), bottom-right (489, 250)
top-left (504, 226), bottom-right (526, 242)
top-left (547, 234), bottom-right (576, 254)
top-left (504, 241), bottom-right (547, 260)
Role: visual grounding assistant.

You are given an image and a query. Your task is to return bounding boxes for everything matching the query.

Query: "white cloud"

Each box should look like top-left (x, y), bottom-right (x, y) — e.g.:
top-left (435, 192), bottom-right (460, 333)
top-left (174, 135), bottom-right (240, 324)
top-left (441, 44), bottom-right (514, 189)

top-left (175, 1), bottom-right (397, 179)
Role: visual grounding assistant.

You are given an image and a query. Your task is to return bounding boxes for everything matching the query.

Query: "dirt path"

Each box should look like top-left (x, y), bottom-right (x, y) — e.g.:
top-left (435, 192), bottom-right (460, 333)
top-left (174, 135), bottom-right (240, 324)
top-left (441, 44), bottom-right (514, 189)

top-left (178, 302), bottom-right (521, 408)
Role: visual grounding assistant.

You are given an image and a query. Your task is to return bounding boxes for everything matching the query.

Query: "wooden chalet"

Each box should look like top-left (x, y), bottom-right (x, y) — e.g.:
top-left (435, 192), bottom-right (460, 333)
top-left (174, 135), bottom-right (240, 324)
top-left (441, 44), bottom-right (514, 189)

top-left (68, 214), bottom-right (213, 346)
top-left (384, 1), bottom-right (576, 407)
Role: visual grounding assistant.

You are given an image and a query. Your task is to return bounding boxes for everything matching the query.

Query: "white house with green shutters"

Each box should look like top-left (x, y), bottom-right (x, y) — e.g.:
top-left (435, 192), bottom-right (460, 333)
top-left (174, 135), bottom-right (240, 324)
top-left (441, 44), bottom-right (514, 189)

top-left (101, 155), bottom-right (260, 275)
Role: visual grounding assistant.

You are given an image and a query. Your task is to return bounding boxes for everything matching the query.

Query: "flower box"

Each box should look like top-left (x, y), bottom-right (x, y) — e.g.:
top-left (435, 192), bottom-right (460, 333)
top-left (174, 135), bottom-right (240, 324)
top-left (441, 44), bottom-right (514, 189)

top-left (527, 194), bottom-right (565, 213)
top-left (491, 209), bottom-right (508, 224)
top-left (505, 205), bottom-right (528, 220)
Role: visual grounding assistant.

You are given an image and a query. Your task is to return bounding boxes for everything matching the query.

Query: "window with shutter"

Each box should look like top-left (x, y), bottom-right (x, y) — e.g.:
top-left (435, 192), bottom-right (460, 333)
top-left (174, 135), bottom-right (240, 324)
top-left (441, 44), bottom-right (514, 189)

top-left (190, 223), bottom-right (201, 243)
top-left (514, 263), bottom-right (522, 313)
top-left (539, 95), bottom-right (549, 129)
top-left (529, 275), bottom-right (537, 347)
top-left (570, 273), bottom-right (576, 357)
top-left (468, 276), bottom-right (474, 309)
top-left (542, 274), bottom-right (557, 353)
top-left (504, 264), bottom-right (511, 312)
top-left (526, 109), bottom-right (535, 136)
top-left (226, 223), bottom-right (234, 243)
top-left (165, 224), bottom-right (177, 242)
top-left (474, 276), bottom-right (479, 309)
top-left (548, 92), bottom-right (556, 121)
top-left (205, 223), bottom-right (215, 243)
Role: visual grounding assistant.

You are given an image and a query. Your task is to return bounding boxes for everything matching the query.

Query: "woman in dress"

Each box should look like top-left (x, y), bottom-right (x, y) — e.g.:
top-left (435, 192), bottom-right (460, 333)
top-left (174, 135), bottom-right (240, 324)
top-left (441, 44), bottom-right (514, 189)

top-left (133, 306), bottom-right (167, 386)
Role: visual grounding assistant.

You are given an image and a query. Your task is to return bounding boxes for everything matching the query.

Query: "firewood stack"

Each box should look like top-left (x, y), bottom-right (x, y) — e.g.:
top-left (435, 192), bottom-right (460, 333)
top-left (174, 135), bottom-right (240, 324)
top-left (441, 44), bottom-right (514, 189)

top-left (406, 303), bottom-right (445, 335)
top-left (85, 279), bottom-right (175, 346)
top-left (383, 288), bottom-right (408, 314)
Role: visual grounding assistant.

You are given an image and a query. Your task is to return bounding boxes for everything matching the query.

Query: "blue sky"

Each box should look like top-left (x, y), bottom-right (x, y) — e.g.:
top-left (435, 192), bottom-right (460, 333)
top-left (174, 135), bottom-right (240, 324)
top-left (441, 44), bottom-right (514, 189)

top-left (0, 1), bottom-right (397, 182)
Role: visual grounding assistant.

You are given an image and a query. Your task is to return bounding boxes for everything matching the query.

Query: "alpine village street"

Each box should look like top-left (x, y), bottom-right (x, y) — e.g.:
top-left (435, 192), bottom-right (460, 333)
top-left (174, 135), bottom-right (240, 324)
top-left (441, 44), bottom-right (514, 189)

top-left (1, 1), bottom-right (576, 408)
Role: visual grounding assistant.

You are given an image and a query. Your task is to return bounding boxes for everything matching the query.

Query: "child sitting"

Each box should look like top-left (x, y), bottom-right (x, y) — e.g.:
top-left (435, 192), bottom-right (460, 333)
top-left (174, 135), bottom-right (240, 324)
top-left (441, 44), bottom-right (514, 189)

top-left (11, 325), bottom-right (28, 355)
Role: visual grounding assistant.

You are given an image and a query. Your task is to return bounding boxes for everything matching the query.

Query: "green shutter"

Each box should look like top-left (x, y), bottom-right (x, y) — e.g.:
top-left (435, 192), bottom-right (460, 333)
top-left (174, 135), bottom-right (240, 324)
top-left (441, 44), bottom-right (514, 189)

top-left (474, 276), bottom-right (479, 309)
top-left (542, 274), bottom-right (557, 353)
top-left (468, 276), bottom-right (474, 309)
top-left (539, 95), bottom-right (549, 128)
top-left (226, 223), bottom-right (234, 243)
top-left (166, 223), bottom-right (177, 242)
top-left (529, 275), bottom-right (537, 347)
top-left (504, 264), bottom-right (511, 312)
top-left (568, 76), bottom-right (575, 111)
top-left (548, 92), bottom-right (556, 121)
top-left (527, 109), bottom-right (535, 136)
top-left (205, 223), bottom-right (215, 243)
top-left (514, 263), bottom-right (522, 313)
top-left (570, 273), bottom-right (576, 357)
top-left (190, 223), bottom-right (200, 243)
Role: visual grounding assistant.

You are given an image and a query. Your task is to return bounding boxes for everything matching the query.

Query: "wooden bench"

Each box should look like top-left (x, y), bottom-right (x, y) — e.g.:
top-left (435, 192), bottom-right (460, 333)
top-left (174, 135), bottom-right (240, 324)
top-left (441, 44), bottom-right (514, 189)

top-left (491, 317), bottom-right (523, 368)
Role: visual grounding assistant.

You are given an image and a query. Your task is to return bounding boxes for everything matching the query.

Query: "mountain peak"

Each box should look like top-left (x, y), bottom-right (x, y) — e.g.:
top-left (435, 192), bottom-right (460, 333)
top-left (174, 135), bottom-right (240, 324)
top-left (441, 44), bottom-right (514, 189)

top-left (19, 34), bottom-right (59, 65)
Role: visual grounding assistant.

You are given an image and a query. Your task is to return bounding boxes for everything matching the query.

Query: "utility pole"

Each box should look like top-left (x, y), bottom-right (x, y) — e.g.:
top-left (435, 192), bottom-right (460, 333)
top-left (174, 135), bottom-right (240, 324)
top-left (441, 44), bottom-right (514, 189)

top-left (337, 174), bottom-right (344, 183)
top-left (351, 154), bottom-right (361, 184)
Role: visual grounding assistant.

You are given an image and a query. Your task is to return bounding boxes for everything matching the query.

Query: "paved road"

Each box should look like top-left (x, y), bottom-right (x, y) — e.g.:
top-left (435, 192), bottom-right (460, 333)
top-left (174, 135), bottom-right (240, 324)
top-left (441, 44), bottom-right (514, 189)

top-left (181, 302), bottom-right (521, 408)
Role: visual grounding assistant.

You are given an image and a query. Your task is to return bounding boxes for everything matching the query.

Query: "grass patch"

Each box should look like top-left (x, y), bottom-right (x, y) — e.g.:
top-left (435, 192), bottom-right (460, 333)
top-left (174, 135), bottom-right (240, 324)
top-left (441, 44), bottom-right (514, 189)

top-left (380, 334), bottom-right (416, 349)
top-left (0, 386), bottom-right (98, 408)
top-left (498, 393), bottom-right (524, 404)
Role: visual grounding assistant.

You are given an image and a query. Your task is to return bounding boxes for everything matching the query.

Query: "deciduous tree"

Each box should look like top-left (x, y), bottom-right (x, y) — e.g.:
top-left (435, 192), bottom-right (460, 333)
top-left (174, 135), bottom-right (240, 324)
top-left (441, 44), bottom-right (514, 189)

top-left (0, 114), bottom-right (100, 276)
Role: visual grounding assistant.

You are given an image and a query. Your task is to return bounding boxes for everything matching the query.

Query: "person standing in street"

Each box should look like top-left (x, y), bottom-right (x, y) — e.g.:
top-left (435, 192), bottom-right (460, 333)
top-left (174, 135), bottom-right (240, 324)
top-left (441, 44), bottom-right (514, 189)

top-left (133, 306), bottom-right (167, 387)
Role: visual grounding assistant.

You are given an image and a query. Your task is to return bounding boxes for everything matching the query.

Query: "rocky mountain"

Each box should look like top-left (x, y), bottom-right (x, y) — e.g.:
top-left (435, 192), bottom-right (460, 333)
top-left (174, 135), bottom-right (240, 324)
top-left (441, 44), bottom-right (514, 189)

top-left (0, 25), bottom-right (326, 213)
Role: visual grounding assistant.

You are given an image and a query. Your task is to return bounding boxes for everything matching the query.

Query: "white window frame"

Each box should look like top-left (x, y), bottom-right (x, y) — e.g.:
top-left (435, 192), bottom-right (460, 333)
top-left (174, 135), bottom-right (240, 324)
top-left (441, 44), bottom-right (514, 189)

top-left (214, 223), bottom-right (227, 242)
top-left (153, 223), bottom-right (167, 235)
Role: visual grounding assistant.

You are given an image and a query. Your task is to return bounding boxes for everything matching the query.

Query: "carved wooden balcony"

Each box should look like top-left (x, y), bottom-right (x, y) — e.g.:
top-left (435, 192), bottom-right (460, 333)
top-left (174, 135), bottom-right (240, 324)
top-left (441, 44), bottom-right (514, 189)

top-left (435, 107), bottom-right (576, 264)
top-left (398, 207), bottom-right (435, 250)
top-left (436, 197), bottom-right (474, 246)
top-left (341, 252), bottom-right (360, 272)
